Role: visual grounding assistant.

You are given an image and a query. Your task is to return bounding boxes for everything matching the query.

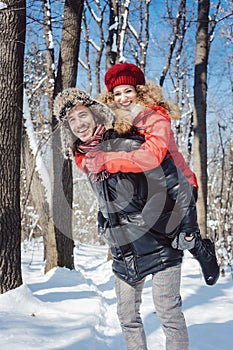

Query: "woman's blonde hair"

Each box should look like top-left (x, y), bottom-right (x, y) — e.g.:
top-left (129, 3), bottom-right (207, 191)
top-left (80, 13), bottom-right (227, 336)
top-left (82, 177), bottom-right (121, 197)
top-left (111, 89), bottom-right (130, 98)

top-left (99, 81), bottom-right (180, 120)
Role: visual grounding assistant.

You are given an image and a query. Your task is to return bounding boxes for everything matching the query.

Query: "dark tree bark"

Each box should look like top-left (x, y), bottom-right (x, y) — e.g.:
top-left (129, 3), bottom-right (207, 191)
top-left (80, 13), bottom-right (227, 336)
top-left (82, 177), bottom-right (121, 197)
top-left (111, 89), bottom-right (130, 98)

top-left (0, 0), bottom-right (26, 293)
top-left (105, 0), bottom-right (119, 70)
top-left (44, 0), bottom-right (84, 272)
top-left (193, 0), bottom-right (210, 236)
top-left (54, 0), bottom-right (84, 95)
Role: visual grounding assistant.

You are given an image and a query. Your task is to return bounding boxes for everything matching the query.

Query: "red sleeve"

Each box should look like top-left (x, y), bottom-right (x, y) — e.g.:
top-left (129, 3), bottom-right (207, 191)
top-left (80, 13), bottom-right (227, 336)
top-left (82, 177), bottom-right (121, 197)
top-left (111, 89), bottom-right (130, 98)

top-left (74, 153), bottom-right (86, 172)
top-left (168, 130), bottom-right (198, 189)
top-left (103, 108), bottom-right (171, 173)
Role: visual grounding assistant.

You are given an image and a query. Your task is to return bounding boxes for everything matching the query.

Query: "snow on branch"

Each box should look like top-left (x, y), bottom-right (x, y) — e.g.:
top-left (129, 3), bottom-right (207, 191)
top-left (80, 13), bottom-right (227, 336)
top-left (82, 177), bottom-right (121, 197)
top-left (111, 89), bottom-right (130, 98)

top-left (23, 91), bottom-right (51, 204)
top-left (88, 39), bottom-right (100, 51)
top-left (0, 1), bottom-right (7, 10)
top-left (128, 21), bottom-right (138, 39)
top-left (90, 7), bottom-right (101, 23)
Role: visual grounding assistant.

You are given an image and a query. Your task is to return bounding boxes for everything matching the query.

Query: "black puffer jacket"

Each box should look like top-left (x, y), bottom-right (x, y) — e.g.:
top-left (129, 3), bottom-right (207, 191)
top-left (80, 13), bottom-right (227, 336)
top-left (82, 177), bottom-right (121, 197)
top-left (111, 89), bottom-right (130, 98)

top-left (90, 128), bottom-right (197, 286)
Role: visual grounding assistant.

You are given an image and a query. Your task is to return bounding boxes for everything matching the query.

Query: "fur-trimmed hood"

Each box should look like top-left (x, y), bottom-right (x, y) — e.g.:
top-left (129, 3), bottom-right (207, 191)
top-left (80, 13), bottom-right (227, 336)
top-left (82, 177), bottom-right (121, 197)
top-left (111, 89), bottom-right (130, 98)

top-left (54, 88), bottom-right (115, 128)
top-left (53, 88), bottom-right (115, 157)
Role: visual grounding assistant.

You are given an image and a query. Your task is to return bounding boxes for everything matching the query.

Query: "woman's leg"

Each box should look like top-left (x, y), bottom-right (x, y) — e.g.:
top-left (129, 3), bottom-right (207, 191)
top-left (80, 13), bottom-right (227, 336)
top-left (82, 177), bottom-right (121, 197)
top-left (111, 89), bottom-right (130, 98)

top-left (114, 276), bottom-right (148, 350)
top-left (152, 265), bottom-right (189, 350)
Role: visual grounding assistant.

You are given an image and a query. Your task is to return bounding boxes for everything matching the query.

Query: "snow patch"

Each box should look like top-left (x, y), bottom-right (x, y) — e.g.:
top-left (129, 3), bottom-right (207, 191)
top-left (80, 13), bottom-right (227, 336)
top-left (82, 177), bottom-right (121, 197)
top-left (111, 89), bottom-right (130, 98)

top-left (0, 1), bottom-right (7, 10)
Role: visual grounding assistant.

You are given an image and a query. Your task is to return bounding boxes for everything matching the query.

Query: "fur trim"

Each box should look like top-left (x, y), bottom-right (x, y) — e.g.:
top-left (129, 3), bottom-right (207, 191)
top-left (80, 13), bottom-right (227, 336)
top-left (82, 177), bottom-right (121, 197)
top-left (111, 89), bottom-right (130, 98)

top-left (113, 109), bottom-right (134, 134)
top-left (54, 88), bottom-right (115, 128)
top-left (111, 104), bottom-right (146, 134)
top-left (53, 88), bottom-right (115, 158)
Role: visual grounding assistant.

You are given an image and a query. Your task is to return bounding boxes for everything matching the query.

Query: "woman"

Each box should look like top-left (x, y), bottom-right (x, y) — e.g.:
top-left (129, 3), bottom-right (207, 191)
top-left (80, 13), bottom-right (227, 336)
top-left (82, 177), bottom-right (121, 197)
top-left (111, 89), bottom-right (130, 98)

top-left (86, 62), bottom-right (198, 192)
top-left (83, 62), bottom-right (219, 278)
top-left (54, 87), bottom-right (218, 350)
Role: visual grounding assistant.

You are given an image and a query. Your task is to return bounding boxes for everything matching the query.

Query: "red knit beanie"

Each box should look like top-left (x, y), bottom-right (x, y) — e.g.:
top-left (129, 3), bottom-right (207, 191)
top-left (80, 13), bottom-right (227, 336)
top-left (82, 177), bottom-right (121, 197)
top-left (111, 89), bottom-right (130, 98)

top-left (104, 62), bottom-right (146, 92)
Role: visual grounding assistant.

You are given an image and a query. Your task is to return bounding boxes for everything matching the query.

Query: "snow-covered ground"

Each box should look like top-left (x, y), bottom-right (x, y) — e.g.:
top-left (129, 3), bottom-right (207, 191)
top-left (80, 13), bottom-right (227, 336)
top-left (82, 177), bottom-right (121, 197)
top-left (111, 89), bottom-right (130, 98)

top-left (0, 238), bottom-right (232, 350)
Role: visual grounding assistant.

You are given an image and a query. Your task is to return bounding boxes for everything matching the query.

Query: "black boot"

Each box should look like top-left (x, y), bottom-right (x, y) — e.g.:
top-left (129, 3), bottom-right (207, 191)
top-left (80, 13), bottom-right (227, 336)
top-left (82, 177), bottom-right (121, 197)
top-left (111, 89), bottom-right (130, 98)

top-left (189, 233), bottom-right (220, 286)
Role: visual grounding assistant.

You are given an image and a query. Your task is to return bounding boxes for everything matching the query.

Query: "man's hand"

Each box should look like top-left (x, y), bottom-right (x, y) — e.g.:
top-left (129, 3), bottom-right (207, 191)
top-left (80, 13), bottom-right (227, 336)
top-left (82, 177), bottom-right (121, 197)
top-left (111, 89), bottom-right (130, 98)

top-left (171, 232), bottom-right (196, 250)
top-left (85, 151), bottom-right (106, 174)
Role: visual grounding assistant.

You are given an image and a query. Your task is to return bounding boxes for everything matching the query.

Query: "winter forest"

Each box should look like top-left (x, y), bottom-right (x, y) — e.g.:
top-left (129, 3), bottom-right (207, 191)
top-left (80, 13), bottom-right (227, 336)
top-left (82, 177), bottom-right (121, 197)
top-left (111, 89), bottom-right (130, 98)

top-left (0, 0), bottom-right (232, 302)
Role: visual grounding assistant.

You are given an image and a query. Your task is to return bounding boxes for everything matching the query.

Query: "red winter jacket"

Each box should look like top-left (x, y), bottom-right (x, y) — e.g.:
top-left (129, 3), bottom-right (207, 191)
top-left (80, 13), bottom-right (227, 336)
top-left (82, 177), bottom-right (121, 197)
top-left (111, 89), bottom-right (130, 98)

top-left (74, 106), bottom-right (198, 189)
top-left (151, 106), bottom-right (198, 189)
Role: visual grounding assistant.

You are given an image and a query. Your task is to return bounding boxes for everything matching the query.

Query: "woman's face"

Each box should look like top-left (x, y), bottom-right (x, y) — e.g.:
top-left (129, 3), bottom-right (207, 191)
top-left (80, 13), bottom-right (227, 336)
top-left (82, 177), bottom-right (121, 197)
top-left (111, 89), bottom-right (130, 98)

top-left (113, 85), bottom-right (138, 110)
top-left (68, 105), bottom-right (96, 142)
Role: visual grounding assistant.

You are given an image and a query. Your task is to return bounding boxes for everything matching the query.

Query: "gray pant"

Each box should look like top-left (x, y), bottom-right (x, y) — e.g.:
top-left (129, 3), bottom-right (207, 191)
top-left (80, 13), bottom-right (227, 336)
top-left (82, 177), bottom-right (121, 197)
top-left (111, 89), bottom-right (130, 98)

top-left (114, 265), bottom-right (189, 350)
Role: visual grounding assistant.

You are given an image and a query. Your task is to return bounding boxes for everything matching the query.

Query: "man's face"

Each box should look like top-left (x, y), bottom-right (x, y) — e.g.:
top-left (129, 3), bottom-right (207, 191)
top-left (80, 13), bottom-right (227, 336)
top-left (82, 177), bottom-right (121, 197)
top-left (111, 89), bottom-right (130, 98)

top-left (68, 105), bottom-right (96, 142)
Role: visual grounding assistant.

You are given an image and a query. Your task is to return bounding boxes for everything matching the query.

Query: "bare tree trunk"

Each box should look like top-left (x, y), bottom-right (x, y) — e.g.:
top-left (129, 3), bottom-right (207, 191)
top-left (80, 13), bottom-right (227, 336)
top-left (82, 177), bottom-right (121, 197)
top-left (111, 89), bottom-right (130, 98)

top-left (0, 0), bottom-right (26, 293)
top-left (160, 0), bottom-right (187, 87)
top-left (44, 0), bottom-right (84, 272)
top-left (118, 0), bottom-right (131, 63)
top-left (42, 0), bottom-right (58, 272)
top-left (106, 0), bottom-right (119, 70)
top-left (193, 0), bottom-right (210, 236)
top-left (219, 72), bottom-right (233, 269)
top-left (21, 127), bottom-right (49, 245)
top-left (53, 0), bottom-right (84, 270)
top-left (80, 13), bottom-right (92, 94)
top-left (127, 0), bottom-right (150, 70)
top-left (54, 0), bottom-right (83, 94)
top-left (84, 0), bottom-right (105, 94)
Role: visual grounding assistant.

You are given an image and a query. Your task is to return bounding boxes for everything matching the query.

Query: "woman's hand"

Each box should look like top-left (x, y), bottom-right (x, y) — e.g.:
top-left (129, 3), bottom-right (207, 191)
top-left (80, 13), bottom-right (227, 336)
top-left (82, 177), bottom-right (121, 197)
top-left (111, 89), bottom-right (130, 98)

top-left (85, 151), bottom-right (106, 173)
